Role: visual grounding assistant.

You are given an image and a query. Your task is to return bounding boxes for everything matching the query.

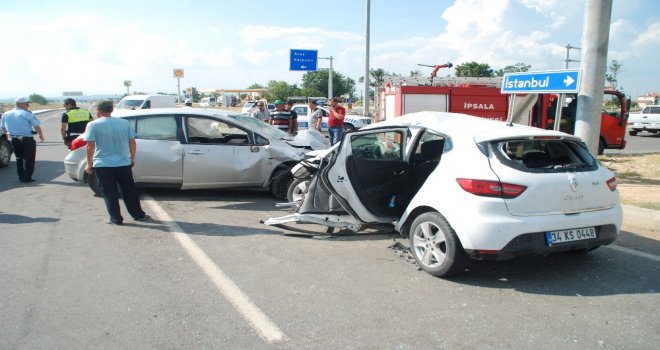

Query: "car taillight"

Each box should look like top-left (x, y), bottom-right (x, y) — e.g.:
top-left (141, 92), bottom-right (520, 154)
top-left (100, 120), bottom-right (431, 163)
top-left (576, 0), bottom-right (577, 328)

top-left (606, 177), bottom-right (617, 191)
top-left (70, 138), bottom-right (87, 151)
top-left (456, 178), bottom-right (527, 198)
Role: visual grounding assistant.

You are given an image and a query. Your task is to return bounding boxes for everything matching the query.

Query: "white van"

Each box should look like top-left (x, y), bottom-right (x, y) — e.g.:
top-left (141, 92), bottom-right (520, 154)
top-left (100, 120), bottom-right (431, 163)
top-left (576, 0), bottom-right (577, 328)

top-left (116, 94), bottom-right (176, 110)
top-left (199, 97), bottom-right (217, 107)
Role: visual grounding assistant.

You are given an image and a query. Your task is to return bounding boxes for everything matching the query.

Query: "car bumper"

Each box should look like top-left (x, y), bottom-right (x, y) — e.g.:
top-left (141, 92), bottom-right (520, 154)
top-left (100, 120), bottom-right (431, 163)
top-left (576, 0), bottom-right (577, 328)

top-left (63, 150), bottom-right (86, 182)
top-left (464, 224), bottom-right (618, 260)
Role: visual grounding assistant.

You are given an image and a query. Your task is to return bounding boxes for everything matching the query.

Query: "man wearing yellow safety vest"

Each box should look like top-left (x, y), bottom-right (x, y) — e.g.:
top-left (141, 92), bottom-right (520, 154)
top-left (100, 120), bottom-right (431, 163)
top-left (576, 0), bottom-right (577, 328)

top-left (61, 98), bottom-right (93, 149)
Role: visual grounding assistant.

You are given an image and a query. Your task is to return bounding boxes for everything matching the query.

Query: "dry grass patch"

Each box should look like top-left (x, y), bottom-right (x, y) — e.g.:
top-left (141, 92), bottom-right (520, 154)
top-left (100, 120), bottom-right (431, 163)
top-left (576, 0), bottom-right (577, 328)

top-left (599, 154), bottom-right (660, 210)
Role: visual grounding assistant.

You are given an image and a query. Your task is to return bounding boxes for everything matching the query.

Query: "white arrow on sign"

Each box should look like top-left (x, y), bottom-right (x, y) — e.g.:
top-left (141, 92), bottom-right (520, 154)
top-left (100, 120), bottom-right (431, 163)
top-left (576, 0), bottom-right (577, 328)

top-left (563, 75), bottom-right (575, 87)
top-left (300, 65), bottom-right (307, 69)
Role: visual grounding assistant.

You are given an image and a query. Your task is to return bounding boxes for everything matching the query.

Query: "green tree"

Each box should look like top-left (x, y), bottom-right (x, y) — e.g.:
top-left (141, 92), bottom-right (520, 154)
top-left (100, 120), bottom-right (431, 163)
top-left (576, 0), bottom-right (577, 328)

top-left (409, 70), bottom-right (422, 77)
top-left (454, 62), bottom-right (494, 77)
top-left (29, 93), bottom-right (48, 104)
top-left (495, 62), bottom-right (531, 76)
top-left (301, 70), bottom-right (356, 98)
top-left (359, 68), bottom-right (400, 88)
top-left (605, 59), bottom-right (623, 89)
top-left (247, 83), bottom-right (264, 89)
top-left (262, 80), bottom-right (301, 102)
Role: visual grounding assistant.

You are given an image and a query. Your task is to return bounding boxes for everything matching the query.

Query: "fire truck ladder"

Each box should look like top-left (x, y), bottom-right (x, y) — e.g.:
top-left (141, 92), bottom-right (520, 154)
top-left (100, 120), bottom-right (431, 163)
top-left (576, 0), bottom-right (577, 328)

top-left (386, 76), bottom-right (503, 88)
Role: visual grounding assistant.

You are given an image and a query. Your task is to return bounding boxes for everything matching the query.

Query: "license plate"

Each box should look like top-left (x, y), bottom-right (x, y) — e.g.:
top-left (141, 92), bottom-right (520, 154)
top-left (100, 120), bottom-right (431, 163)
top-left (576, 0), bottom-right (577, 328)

top-left (298, 122), bottom-right (308, 128)
top-left (545, 227), bottom-right (596, 246)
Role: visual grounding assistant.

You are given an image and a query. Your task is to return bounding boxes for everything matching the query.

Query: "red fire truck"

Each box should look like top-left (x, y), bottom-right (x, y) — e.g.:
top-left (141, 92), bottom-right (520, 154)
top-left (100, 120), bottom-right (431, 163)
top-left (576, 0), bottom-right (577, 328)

top-left (376, 76), bottom-right (629, 154)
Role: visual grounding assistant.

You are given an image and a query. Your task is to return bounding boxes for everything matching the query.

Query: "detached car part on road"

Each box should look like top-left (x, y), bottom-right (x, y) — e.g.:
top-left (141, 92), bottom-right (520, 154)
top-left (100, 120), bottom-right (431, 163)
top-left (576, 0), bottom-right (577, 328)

top-left (265, 112), bottom-right (622, 277)
top-left (64, 108), bottom-right (328, 198)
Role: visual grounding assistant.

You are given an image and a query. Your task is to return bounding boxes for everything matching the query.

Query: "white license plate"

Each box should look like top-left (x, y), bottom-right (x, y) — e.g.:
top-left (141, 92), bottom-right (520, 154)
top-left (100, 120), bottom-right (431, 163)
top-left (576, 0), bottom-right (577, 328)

top-left (545, 227), bottom-right (596, 246)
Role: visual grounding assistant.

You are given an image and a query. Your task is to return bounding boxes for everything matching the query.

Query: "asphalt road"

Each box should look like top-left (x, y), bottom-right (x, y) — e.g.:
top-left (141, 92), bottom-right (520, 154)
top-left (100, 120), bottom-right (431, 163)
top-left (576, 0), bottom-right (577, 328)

top-left (606, 130), bottom-right (660, 154)
top-left (1, 110), bottom-right (658, 349)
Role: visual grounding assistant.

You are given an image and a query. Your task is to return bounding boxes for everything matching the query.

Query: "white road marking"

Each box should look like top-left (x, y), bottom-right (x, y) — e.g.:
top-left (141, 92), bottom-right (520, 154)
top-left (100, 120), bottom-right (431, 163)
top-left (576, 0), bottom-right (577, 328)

top-left (143, 198), bottom-right (287, 344)
top-left (605, 244), bottom-right (660, 262)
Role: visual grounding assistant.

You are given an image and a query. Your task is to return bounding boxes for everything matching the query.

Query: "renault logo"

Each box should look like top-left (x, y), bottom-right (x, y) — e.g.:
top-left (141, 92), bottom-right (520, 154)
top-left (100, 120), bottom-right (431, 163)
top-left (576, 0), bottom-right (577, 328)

top-left (569, 177), bottom-right (579, 192)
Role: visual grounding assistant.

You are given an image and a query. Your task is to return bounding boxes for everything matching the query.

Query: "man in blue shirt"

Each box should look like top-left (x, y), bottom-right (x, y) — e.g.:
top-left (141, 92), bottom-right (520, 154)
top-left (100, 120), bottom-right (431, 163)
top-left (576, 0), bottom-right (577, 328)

top-left (0, 97), bottom-right (45, 183)
top-left (84, 100), bottom-right (148, 225)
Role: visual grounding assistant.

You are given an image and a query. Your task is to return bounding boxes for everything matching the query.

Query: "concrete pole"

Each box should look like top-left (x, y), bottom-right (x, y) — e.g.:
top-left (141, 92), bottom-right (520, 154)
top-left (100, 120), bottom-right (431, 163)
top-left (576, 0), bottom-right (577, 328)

top-left (328, 56), bottom-right (334, 100)
top-left (364, 0), bottom-right (371, 117)
top-left (575, 0), bottom-right (612, 155)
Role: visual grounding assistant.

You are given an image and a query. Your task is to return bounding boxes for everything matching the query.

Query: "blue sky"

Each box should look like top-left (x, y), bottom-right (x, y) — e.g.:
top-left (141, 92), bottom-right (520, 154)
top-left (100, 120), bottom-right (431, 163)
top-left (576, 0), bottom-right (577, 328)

top-left (0, 0), bottom-right (658, 99)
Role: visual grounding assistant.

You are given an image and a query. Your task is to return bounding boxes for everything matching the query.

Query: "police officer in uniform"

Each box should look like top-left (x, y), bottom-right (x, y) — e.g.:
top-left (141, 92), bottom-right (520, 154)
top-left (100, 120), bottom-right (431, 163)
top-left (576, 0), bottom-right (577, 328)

top-left (61, 98), bottom-right (93, 148)
top-left (0, 97), bottom-right (45, 182)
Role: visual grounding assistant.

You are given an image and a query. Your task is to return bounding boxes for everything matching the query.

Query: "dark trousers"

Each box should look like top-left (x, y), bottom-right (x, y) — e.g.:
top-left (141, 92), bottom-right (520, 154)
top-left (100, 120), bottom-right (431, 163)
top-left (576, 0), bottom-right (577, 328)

top-left (11, 137), bottom-right (36, 181)
top-left (94, 166), bottom-right (146, 224)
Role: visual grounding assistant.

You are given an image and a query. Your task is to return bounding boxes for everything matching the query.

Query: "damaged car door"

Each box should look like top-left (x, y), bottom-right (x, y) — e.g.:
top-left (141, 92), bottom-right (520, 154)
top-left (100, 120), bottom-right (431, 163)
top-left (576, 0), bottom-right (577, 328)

top-left (322, 128), bottom-right (414, 224)
top-left (181, 116), bottom-right (269, 189)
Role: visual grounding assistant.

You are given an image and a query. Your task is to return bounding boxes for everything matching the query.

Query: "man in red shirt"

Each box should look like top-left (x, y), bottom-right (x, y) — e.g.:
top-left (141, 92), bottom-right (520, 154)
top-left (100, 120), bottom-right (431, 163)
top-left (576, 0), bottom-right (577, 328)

top-left (327, 97), bottom-right (346, 145)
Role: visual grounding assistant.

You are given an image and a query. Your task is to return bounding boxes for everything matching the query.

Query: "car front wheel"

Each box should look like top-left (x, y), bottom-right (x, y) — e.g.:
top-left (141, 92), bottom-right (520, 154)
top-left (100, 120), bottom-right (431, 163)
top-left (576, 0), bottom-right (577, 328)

top-left (409, 212), bottom-right (469, 277)
top-left (628, 130), bottom-right (638, 136)
top-left (270, 169), bottom-right (293, 199)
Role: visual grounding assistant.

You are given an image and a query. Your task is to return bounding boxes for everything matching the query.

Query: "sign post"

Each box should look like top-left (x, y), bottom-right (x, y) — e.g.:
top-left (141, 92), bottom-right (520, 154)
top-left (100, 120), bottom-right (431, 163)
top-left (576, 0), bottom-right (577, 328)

top-left (173, 69), bottom-right (184, 103)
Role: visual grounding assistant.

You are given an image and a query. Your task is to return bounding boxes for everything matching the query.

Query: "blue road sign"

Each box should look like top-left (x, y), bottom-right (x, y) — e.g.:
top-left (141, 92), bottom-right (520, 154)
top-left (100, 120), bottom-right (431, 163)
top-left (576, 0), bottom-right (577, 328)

top-left (501, 69), bottom-right (581, 94)
top-left (290, 49), bottom-right (318, 71)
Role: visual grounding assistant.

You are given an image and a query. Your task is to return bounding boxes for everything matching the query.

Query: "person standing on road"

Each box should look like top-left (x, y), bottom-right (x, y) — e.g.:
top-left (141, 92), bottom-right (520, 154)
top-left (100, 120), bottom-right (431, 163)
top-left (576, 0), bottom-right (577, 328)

top-left (251, 100), bottom-right (270, 122)
top-left (0, 97), bottom-right (45, 183)
top-left (61, 98), bottom-right (93, 149)
top-left (327, 97), bottom-right (346, 145)
top-left (309, 100), bottom-right (324, 131)
top-left (84, 100), bottom-right (148, 225)
top-left (284, 100), bottom-right (298, 134)
top-left (269, 100), bottom-right (294, 134)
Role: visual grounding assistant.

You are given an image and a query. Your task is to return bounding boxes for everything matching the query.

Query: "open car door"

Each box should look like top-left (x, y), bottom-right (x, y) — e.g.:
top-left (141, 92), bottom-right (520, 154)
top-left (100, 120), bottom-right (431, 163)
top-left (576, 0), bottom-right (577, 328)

top-left (321, 127), bottom-right (414, 224)
top-left (264, 127), bottom-right (416, 232)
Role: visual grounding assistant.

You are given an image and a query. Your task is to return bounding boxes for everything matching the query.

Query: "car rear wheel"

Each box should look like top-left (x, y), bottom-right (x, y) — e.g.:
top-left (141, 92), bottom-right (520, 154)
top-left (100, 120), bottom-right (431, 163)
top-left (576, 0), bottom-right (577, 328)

top-left (409, 212), bottom-right (469, 277)
top-left (270, 169), bottom-right (293, 200)
top-left (0, 137), bottom-right (11, 168)
top-left (287, 178), bottom-right (309, 211)
top-left (628, 130), bottom-right (638, 136)
top-left (86, 171), bottom-right (102, 196)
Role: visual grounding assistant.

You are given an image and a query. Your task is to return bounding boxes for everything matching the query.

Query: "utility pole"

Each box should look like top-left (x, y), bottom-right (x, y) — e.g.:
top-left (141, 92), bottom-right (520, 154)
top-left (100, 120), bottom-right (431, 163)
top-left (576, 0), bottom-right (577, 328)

top-left (564, 44), bottom-right (581, 69)
top-left (364, 0), bottom-right (371, 117)
top-left (319, 56), bottom-right (334, 99)
top-left (575, 0), bottom-right (612, 155)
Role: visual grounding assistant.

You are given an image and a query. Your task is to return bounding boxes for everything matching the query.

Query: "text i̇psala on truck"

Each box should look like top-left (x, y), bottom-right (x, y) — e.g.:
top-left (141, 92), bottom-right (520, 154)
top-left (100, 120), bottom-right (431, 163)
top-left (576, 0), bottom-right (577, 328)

top-left (376, 75), bottom-right (629, 154)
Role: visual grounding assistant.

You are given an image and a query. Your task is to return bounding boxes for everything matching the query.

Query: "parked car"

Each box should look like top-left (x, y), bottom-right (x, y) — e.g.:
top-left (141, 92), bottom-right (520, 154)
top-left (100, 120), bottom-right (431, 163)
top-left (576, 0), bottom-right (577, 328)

top-left (0, 112), bottom-right (12, 168)
top-left (628, 105), bottom-right (660, 136)
top-left (265, 111), bottom-right (621, 277)
top-left (64, 108), bottom-right (328, 198)
top-left (290, 104), bottom-right (371, 133)
top-left (199, 97), bottom-right (217, 107)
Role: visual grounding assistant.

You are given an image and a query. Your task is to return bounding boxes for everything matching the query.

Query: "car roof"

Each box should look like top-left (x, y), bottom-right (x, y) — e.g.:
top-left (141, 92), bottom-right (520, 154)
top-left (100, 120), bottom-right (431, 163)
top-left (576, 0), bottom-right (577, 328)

top-left (111, 107), bottom-right (242, 118)
top-left (363, 111), bottom-right (582, 143)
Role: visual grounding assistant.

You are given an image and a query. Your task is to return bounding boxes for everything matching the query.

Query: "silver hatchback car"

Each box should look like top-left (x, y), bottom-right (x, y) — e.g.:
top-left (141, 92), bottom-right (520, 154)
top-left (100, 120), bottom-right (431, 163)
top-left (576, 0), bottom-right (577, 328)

top-left (64, 108), bottom-right (328, 198)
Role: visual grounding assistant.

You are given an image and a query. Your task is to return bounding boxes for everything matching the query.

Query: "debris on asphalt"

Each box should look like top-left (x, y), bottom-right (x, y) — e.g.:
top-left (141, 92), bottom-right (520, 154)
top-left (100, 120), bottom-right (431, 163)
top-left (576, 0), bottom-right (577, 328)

top-left (388, 239), bottom-right (421, 270)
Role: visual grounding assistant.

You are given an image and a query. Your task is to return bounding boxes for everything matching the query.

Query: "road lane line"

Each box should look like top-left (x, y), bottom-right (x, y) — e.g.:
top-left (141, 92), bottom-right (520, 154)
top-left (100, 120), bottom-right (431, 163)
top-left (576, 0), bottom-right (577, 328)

top-left (605, 244), bottom-right (660, 262)
top-left (143, 198), bottom-right (287, 343)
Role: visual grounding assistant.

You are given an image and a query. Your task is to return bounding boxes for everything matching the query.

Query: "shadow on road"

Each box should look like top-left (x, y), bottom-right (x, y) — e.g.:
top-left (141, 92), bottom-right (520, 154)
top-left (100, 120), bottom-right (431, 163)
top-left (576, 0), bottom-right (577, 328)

top-left (441, 249), bottom-right (660, 297)
top-left (0, 213), bottom-right (60, 224)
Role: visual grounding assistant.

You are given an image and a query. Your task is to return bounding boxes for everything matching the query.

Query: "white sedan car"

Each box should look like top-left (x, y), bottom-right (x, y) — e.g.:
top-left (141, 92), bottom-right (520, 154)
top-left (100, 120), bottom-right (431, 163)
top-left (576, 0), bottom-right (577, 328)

top-left (291, 104), bottom-right (371, 132)
top-left (64, 108), bottom-right (327, 198)
top-left (266, 112), bottom-right (621, 277)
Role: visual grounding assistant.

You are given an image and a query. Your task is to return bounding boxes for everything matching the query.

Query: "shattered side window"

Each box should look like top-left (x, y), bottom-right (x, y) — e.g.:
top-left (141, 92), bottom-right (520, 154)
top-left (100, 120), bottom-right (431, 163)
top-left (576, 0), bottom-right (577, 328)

top-left (351, 131), bottom-right (403, 160)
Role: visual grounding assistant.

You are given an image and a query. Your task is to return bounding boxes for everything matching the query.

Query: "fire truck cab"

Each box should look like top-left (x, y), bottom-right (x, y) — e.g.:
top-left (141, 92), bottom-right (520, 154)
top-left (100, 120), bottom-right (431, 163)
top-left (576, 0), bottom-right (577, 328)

top-left (377, 76), bottom-right (629, 154)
